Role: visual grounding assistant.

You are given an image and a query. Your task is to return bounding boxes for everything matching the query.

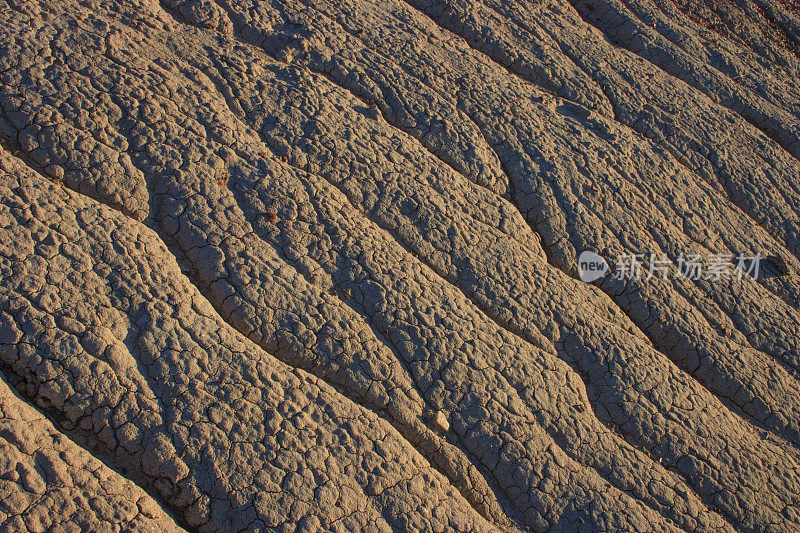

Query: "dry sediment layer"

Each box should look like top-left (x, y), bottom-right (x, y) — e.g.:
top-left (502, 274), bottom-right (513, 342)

top-left (0, 0), bottom-right (799, 530)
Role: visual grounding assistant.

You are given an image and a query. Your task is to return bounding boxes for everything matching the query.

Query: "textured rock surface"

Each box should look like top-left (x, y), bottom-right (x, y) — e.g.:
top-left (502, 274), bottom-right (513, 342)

top-left (0, 0), bottom-right (798, 530)
top-left (0, 378), bottom-right (182, 532)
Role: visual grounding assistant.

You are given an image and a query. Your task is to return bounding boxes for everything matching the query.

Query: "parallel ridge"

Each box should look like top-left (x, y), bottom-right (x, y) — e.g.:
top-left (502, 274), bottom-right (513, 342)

top-left (0, 0), bottom-right (798, 531)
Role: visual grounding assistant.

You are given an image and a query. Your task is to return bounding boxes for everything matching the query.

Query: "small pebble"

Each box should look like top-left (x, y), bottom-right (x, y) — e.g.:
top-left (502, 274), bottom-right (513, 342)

top-left (432, 410), bottom-right (449, 433)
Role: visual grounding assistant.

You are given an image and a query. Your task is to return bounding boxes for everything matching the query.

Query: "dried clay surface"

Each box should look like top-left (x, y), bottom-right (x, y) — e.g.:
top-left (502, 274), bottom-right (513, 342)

top-left (0, 0), bottom-right (799, 530)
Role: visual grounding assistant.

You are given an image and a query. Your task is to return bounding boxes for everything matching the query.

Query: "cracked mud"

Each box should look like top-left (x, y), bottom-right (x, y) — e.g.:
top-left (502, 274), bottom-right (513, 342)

top-left (0, 0), bottom-right (799, 530)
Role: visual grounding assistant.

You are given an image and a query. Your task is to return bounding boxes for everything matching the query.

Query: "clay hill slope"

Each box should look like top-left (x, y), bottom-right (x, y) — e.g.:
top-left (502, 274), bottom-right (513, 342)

top-left (0, 0), bottom-right (799, 530)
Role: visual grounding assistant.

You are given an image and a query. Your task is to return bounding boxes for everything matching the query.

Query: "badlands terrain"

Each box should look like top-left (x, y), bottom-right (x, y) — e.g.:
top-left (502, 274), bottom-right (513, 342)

top-left (1, 0), bottom-right (800, 530)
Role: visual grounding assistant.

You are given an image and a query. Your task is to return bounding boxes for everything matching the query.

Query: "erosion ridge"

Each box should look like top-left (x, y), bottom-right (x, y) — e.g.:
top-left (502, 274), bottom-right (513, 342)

top-left (0, 0), bottom-right (798, 531)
